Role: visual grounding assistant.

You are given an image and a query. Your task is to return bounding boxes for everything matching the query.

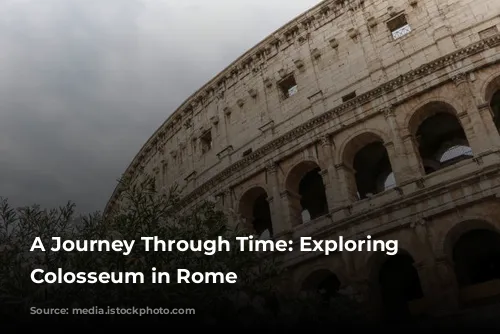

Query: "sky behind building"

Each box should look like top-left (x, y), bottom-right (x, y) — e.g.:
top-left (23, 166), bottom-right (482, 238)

top-left (0, 0), bottom-right (322, 214)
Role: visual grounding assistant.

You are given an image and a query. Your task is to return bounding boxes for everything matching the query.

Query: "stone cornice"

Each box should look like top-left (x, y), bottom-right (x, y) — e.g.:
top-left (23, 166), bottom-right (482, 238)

top-left (105, 30), bottom-right (500, 214)
top-left (282, 163), bottom-right (500, 268)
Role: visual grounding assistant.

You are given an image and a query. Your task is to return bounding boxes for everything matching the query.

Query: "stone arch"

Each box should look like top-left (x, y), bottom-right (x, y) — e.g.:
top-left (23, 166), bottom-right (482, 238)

top-left (407, 100), bottom-right (472, 175)
top-left (440, 218), bottom-right (499, 258)
top-left (337, 128), bottom-right (392, 164)
top-left (482, 71), bottom-right (500, 103)
top-left (441, 219), bottom-right (500, 305)
top-left (284, 160), bottom-right (328, 225)
top-left (404, 96), bottom-right (462, 133)
top-left (237, 186), bottom-right (273, 239)
top-left (483, 74), bottom-right (500, 134)
top-left (340, 130), bottom-right (395, 200)
top-left (366, 246), bottom-right (425, 321)
top-left (299, 268), bottom-right (342, 304)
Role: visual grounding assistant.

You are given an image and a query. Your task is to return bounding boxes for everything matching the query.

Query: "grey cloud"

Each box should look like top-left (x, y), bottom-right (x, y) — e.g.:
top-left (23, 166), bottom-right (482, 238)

top-left (0, 0), bottom-right (321, 213)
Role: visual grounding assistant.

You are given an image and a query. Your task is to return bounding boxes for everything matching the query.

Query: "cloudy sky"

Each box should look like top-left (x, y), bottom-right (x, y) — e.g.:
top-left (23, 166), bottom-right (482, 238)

top-left (0, 0), bottom-right (321, 214)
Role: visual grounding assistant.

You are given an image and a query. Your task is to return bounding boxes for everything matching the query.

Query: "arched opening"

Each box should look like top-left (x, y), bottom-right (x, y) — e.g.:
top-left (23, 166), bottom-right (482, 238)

top-left (285, 161), bottom-right (328, 225)
top-left (378, 253), bottom-right (424, 321)
top-left (238, 187), bottom-right (273, 239)
top-left (353, 142), bottom-right (395, 199)
top-left (453, 229), bottom-right (500, 288)
top-left (411, 102), bottom-right (472, 175)
top-left (490, 90), bottom-right (500, 133)
top-left (343, 132), bottom-right (395, 201)
top-left (299, 168), bottom-right (328, 220)
top-left (301, 269), bottom-right (341, 305)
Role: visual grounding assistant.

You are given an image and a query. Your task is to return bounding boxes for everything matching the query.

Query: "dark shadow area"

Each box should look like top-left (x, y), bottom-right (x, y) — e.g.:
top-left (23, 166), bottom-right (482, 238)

top-left (301, 269), bottom-right (341, 305)
top-left (353, 141), bottom-right (394, 199)
top-left (378, 253), bottom-right (424, 322)
top-left (251, 193), bottom-right (273, 237)
top-left (238, 187), bottom-right (273, 239)
top-left (490, 90), bottom-right (500, 132)
top-left (453, 229), bottom-right (500, 287)
top-left (285, 161), bottom-right (328, 225)
top-left (413, 105), bottom-right (472, 174)
top-left (298, 168), bottom-right (328, 220)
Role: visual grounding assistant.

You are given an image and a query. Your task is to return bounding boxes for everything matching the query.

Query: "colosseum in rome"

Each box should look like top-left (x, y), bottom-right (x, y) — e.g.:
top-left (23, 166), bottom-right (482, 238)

top-left (106, 0), bottom-right (500, 323)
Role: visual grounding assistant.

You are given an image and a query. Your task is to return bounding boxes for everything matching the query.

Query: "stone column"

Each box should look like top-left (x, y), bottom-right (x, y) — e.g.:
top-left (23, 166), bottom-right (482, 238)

top-left (409, 219), bottom-right (458, 315)
top-left (400, 131), bottom-right (425, 177)
top-left (452, 73), bottom-right (492, 154)
top-left (280, 190), bottom-right (302, 228)
top-left (350, 278), bottom-right (380, 322)
top-left (334, 163), bottom-right (357, 204)
top-left (431, 256), bottom-right (460, 313)
top-left (223, 188), bottom-right (236, 227)
top-left (318, 136), bottom-right (343, 211)
top-left (266, 161), bottom-right (292, 239)
top-left (383, 107), bottom-right (421, 183)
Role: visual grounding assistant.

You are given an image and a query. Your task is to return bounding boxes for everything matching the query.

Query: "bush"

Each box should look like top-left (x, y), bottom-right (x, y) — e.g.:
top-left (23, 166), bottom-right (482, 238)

top-left (0, 177), bottom-right (365, 328)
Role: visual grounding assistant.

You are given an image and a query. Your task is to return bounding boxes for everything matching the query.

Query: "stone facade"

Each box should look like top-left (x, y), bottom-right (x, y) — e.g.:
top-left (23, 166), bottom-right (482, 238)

top-left (106, 0), bottom-right (500, 321)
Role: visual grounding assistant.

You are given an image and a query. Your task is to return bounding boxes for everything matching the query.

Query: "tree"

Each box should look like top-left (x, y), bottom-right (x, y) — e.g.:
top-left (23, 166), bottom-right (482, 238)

top-left (0, 176), bottom-right (365, 328)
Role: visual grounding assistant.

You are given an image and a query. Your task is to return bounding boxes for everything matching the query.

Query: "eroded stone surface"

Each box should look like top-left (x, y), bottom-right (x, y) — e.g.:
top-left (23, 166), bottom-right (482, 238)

top-left (106, 0), bottom-right (500, 320)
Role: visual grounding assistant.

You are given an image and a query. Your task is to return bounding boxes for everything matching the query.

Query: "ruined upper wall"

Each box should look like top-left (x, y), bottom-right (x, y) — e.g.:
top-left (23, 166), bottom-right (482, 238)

top-left (105, 0), bottom-right (500, 213)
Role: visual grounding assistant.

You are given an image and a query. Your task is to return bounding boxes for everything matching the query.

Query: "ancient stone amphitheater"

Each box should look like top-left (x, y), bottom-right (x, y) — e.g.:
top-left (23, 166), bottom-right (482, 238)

top-left (106, 0), bottom-right (500, 322)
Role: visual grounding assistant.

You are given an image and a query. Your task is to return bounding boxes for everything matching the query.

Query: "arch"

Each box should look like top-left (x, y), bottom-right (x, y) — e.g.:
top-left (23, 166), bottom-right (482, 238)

top-left (441, 219), bottom-right (499, 258)
top-left (238, 186), bottom-right (273, 239)
top-left (482, 72), bottom-right (500, 104)
top-left (408, 101), bottom-right (472, 175)
top-left (285, 160), bottom-right (328, 225)
top-left (300, 268), bottom-right (342, 303)
top-left (284, 159), bottom-right (322, 193)
top-left (373, 250), bottom-right (424, 321)
top-left (490, 90), bottom-right (500, 133)
top-left (484, 74), bottom-right (500, 134)
top-left (338, 128), bottom-right (392, 165)
top-left (406, 98), bottom-right (462, 135)
top-left (364, 244), bottom-right (427, 320)
top-left (437, 219), bottom-right (500, 305)
top-left (365, 244), bottom-right (426, 280)
top-left (340, 131), bottom-right (395, 200)
top-left (452, 229), bottom-right (500, 287)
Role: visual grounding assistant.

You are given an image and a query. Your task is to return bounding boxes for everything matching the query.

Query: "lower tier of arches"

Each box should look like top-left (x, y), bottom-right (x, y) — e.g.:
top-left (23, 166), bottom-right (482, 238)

top-left (285, 212), bottom-right (500, 324)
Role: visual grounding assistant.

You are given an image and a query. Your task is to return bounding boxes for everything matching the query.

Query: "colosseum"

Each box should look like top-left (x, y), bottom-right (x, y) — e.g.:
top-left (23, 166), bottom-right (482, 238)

top-left (106, 0), bottom-right (500, 323)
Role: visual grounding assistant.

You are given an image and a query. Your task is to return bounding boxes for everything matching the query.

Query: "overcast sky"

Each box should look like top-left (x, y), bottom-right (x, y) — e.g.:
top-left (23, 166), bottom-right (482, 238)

top-left (0, 0), bottom-right (321, 214)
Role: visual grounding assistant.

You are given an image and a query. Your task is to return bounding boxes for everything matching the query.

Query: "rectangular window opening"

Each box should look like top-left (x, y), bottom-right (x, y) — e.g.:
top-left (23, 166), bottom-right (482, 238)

top-left (200, 130), bottom-right (213, 154)
top-left (342, 91), bottom-right (357, 103)
top-left (387, 14), bottom-right (411, 39)
top-left (278, 75), bottom-right (298, 99)
top-left (242, 148), bottom-right (252, 157)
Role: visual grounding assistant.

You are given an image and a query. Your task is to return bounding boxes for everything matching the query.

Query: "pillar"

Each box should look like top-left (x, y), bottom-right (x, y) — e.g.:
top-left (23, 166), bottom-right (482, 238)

top-left (452, 73), bottom-right (492, 154)
top-left (266, 161), bottom-right (293, 239)
top-left (223, 188), bottom-right (236, 227)
top-left (280, 189), bottom-right (302, 227)
top-left (318, 136), bottom-right (344, 211)
top-left (401, 130), bottom-right (425, 176)
top-left (432, 256), bottom-right (460, 313)
top-left (410, 218), bottom-right (459, 315)
top-left (383, 106), bottom-right (422, 183)
top-left (334, 163), bottom-right (358, 204)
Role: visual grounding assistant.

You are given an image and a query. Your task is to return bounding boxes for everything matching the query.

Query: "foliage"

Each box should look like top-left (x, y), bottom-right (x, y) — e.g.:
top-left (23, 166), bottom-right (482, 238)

top-left (0, 176), bottom-right (364, 327)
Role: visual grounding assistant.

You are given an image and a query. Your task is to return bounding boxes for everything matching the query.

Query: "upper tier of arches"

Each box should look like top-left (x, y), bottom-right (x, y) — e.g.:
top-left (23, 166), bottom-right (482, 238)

top-left (104, 0), bottom-right (500, 214)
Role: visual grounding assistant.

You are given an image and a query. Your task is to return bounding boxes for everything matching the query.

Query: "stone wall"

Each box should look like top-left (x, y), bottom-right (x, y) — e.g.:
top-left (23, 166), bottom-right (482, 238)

top-left (105, 0), bottom-right (500, 320)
